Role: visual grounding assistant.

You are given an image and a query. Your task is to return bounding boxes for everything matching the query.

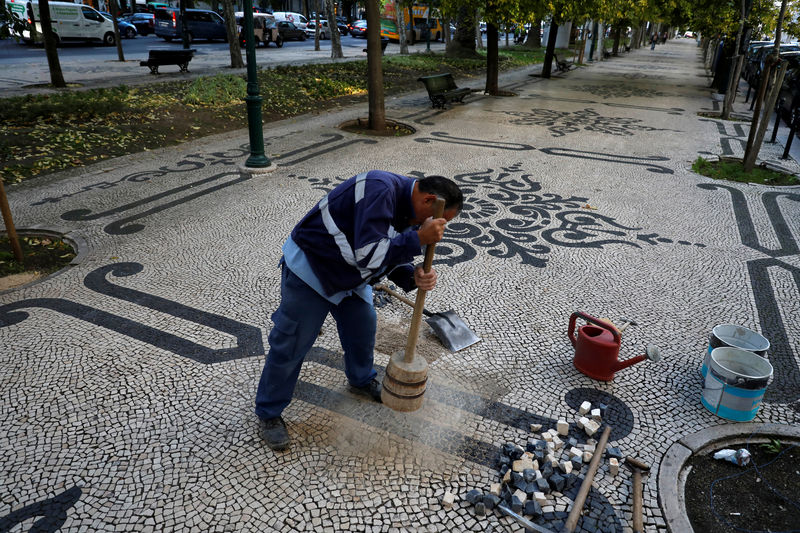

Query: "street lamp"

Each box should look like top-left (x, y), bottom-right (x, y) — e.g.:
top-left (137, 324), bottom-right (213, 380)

top-left (241, 4), bottom-right (271, 169)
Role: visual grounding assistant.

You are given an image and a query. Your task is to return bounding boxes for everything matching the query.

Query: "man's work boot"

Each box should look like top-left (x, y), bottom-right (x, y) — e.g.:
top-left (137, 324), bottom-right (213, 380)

top-left (259, 417), bottom-right (290, 451)
top-left (348, 378), bottom-right (382, 403)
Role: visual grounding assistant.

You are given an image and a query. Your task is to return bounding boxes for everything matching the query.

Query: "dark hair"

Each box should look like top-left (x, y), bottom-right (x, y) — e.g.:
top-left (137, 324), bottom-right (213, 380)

top-left (418, 175), bottom-right (464, 213)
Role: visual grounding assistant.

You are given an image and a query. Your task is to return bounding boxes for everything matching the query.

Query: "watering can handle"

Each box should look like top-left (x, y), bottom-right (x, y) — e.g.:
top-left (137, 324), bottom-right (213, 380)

top-left (568, 311), bottom-right (622, 346)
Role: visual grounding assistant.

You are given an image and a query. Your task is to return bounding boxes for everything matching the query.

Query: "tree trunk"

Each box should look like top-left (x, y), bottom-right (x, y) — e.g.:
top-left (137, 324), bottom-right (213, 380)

top-left (395, 0), bottom-right (408, 54)
top-left (523, 18), bottom-right (541, 48)
top-left (326, 0), bottom-right (342, 58)
top-left (221, 0), bottom-right (243, 68)
top-left (485, 22), bottom-right (499, 95)
top-left (475, 9), bottom-right (483, 50)
top-left (721, 0), bottom-right (746, 119)
top-left (0, 181), bottom-right (23, 265)
top-left (180, 0), bottom-right (189, 49)
top-left (541, 18), bottom-right (558, 78)
top-left (38, 0), bottom-right (65, 87)
top-left (444, 18), bottom-right (450, 45)
top-left (365, 0), bottom-right (384, 131)
top-left (313, 0), bottom-right (320, 51)
top-left (110, 0), bottom-right (125, 61)
top-left (445, 7), bottom-right (478, 58)
top-left (612, 26), bottom-right (620, 55)
top-left (744, 60), bottom-right (788, 171)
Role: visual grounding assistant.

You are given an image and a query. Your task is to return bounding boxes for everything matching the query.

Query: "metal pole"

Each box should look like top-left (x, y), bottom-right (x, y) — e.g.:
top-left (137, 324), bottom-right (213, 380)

top-left (770, 98), bottom-right (784, 143)
top-left (781, 107), bottom-right (800, 159)
top-left (425, 7), bottom-right (430, 52)
top-left (242, 3), bottom-right (270, 168)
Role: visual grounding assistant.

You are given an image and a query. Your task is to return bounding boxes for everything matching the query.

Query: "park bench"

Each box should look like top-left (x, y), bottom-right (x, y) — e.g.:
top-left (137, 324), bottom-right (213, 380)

top-left (363, 38), bottom-right (389, 54)
top-left (418, 73), bottom-right (471, 109)
top-left (553, 54), bottom-right (572, 73)
top-left (140, 49), bottom-right (196, 75)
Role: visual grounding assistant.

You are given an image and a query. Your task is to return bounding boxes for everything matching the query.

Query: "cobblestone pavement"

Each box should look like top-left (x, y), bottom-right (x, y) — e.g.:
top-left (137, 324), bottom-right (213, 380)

top-left (2, 39), bottom-right (799, 532)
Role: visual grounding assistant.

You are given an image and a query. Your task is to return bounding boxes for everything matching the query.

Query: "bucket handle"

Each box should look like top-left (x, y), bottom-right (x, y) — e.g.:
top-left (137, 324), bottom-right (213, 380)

top-left (569, 311), bottom-right (621, 347)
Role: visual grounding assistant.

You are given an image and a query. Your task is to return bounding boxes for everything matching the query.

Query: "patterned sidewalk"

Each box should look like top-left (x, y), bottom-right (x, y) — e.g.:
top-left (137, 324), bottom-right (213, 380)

top-left (1, 39), bottom-right (799, 532)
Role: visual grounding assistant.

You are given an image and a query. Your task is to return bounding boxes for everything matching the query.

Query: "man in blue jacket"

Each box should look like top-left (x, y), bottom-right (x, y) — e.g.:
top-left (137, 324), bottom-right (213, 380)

top-left (255, 171), bottom-right (463, 450)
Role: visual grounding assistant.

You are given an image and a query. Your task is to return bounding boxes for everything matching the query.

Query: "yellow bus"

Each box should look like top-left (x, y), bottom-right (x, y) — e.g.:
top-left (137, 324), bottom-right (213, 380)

top-left (380, 3), bottom-right (443, 43)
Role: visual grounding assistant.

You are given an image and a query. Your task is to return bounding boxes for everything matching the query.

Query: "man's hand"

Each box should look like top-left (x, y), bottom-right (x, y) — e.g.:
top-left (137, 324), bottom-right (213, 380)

top-left (417, 216), bottom-right (447, 245)
top-left (414, 266), bottom-right (437, 291)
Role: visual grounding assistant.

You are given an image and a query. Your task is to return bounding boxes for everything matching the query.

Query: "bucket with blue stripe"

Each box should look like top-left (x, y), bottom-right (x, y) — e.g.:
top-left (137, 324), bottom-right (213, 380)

top-left (701, 347), bottom-right (773, 422)
top-left (702, 324), bottom-right (769, 378)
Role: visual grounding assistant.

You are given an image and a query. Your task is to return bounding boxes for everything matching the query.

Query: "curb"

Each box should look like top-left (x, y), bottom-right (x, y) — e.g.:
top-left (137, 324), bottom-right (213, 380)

top-left (659, 423), bottom-right (800, 533)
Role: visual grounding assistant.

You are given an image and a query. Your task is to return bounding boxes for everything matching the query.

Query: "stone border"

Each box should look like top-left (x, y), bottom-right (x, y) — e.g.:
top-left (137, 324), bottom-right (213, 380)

top-left (0, 227), bottom-right (87, 295)
top-left (659, 423), bottom-right (800, 533)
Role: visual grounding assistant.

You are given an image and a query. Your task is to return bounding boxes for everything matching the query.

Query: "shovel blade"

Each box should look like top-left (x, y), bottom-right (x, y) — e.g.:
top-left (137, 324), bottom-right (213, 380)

top-left (425, 310), bottom-right (481, 352)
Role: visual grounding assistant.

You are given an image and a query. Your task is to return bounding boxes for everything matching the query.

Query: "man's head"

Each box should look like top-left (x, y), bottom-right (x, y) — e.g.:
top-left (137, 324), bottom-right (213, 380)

top-left (411, 175), bottom-right (464, 224)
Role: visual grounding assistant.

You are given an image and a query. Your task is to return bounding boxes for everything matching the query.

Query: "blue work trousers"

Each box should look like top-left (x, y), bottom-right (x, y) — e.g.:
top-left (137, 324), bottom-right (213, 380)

top-left (255, 264), bottom-right (378, 420)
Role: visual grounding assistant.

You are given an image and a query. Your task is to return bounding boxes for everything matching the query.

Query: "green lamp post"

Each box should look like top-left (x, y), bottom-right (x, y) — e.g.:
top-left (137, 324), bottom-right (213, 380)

top-left (242, 4), bottom-right (271, 168)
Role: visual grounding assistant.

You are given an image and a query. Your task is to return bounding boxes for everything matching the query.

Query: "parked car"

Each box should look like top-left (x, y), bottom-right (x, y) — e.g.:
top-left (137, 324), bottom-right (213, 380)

top-left (748, 43), bottom-right (800, 86)
top-left (335, 17), bottom-right (348, 35)
top-left (100, 12), bottom-right (137, 38)
top-left (776, 52), bottom-right (800, 121)
top-left (305, 19), bottom-right (331, 39)
top-left (349, 19), bottom-right (367, 38)
top-left (122, 12), bottom-right (155, 35)
top-left (154, 7), bottom-right (227, 43)
top-left (276, 20), bottom-right (307, 41)
top-left (272, 11), bottom-right (307, 30)
top-left (235, 12), bottom-right (282, 47)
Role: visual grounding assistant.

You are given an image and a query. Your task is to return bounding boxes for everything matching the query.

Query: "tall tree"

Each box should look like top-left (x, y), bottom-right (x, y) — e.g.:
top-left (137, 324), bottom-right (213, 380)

top-left (221, 0), bottom-right (244, 68)
top-left (365, 0), bottom-right (385, 131)
top-left (326, 0), bottom-right (344, 58)
top-left (37, 0), bottom-right (66, 88)
top-left (110, 0), bottom-right (125, 61)
top-left (444, 6), bottom-right (479, 57)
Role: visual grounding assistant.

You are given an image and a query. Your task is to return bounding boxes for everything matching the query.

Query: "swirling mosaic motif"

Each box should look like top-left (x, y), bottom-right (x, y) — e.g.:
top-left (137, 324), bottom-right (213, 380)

top-left (296, 164), bottom-right (702, 269)
top-left (498, 107), bottom-right (677, 137)
top-left (567, 84), bottom-right (671, 99)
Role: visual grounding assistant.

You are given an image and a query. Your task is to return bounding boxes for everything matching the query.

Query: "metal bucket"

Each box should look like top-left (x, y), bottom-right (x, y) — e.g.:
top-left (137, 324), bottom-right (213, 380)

top-left (701, 347), bottom-right (773, 422)
top-left (702, 324), bottom-right (769, 378)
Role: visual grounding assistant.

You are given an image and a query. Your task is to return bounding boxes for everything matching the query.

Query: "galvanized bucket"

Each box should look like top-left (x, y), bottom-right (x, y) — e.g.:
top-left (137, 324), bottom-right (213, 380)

top-left (701, 347), bottom-right (773, 422)
top-left (702, 324), bottom-right (769, 378)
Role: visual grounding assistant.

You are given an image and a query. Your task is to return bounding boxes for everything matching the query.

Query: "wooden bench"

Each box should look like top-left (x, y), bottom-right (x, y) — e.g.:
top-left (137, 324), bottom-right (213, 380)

top-left (140, 48), bottom-right (196, 75)
top-left (418, 73), bottom-right (471, 109)
top-left (553, 54), bottom-right (572, 72)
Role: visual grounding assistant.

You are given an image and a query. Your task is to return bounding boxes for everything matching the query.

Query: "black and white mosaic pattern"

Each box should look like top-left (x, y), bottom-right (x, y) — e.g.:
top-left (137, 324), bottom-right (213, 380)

top-left (1, 39), bottom-right (799, 533)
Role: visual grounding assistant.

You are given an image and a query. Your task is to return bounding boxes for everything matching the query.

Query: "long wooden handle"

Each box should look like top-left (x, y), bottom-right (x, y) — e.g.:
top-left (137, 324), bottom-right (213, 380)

top-left (375, 285), bottom-right (433, 317)
top-left (404, 197), bottom-right (445, 363)
top-left (562, 425), bottom-right (612, 533)
top-left (632, 469), bottom-right (643, 533)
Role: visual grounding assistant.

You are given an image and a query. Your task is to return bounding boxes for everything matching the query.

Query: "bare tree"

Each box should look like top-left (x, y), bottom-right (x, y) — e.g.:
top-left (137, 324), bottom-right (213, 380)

top-left (314, 0), bottom-right (320, 51)
top-left (395, 0), bottom-right (408, 54)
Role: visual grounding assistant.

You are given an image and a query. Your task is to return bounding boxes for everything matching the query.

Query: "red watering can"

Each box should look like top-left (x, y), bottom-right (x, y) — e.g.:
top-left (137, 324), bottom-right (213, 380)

top-left (568, 311), bottom-right (661, 381)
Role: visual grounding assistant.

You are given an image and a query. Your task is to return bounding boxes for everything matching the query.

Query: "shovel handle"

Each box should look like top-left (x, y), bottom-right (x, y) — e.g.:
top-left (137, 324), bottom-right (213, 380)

top-left (375, 285), bottom-right (433, 317)
top-left (404, 197), bottom-right (445, 363)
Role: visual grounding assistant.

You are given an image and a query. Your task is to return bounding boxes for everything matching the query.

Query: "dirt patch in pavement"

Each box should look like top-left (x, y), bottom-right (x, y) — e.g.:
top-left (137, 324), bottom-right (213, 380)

top-left (375, 315), bottom-right (447, 363)
top-left (0, 271), bottom-right (43, 291)
top-left (684, 440), bottom-right (800, 532)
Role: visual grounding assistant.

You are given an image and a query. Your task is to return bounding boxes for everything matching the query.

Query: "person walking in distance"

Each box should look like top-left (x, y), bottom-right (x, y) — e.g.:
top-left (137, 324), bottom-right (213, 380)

top-left (255, 171), bottom-right (464, 450)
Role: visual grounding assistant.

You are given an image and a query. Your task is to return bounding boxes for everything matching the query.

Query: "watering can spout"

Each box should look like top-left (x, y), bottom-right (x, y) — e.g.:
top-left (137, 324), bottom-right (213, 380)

top-left (615, 345), bottom-right (662, 372)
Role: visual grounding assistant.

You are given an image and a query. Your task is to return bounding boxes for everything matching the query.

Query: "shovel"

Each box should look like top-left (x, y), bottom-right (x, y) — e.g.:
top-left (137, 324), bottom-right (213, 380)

top-left (375, 284), bottom-right (481, 352)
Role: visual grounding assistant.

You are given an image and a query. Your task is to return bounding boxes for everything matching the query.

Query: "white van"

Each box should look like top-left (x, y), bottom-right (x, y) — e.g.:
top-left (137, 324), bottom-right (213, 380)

top-left (5, 0), bottom-right (117, 45)
top-left (271, 11), bottom-right (307, 30)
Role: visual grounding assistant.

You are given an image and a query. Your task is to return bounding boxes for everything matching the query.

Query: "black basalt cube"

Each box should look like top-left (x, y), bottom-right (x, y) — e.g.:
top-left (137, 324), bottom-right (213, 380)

top-left (524, 499), bottom-right (543, 517)
top-left (465, 489), bottom-right (483, 505)
top-left (536, 477), bottom-right (550, 494)
top-left (606, 446), bottom-right (623, 460)
top-left (549, 473), bottom-right (566, 492)
top-left (523, 468), bottom-right (536, 483)
top-left (541, 462), bottom-right (554, 479)
top-left (483, 493), bottom-right (501, 511)
top-left (511, 494), bottom-right (524, 514)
